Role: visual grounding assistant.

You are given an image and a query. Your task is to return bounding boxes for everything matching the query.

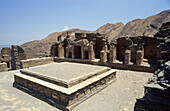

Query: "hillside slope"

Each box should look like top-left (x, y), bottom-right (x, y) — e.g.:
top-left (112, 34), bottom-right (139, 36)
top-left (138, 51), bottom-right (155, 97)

top-left (21, 10), bottom-right (170, 54)
top-left (21, 29), bottom-right (90, 53)
top-left (116, 10), bottom-right (170, 38)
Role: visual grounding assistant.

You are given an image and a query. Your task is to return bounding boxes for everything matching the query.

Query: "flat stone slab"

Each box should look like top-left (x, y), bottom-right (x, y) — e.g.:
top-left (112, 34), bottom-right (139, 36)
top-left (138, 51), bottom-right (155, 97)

top-left (0, 69), bottom-right (152, 111)
top-left (14, 62), bottom-right (116, 111)
top-left (20, 62), bottom-right (110, 88)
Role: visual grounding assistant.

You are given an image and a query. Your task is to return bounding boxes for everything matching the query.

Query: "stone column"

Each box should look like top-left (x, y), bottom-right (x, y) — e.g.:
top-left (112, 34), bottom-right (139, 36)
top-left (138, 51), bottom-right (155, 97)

top-left (72, 46), bottom-right (75, 59)
top-left (66, 47), bottom-right (69, 58)
top-left (89, 44), bottom-right (95, 60)
top-left (58, 44), bottom-right (64, 58)
top-left (81, 45), bottom-right (84, 59)
top-left (109, 45), bottom-right (117, 63)
top-left (100, 50), bottom-right (107, 62)
top-left (124, 50), bottom-right (131, 65)
top-left (136, 50), bottom-right (143, 66)
top-left (11, 45), bottom-right (26, 70)
top-left (50, 44), bottom-right (57, 57)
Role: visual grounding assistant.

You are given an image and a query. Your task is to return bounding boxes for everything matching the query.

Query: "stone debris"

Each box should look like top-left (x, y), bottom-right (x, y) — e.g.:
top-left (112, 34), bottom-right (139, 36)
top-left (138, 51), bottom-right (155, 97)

top-left (134, 22), bottom-right (170, 111)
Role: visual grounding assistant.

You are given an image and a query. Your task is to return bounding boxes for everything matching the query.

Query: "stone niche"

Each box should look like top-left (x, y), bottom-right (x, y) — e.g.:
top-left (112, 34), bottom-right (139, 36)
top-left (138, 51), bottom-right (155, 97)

top-left (13, 62), bottom-right (116, 111)
top-left (50, 32), bottom-right (109, 60)
top-left (117, 36), bottom-right (157, 65)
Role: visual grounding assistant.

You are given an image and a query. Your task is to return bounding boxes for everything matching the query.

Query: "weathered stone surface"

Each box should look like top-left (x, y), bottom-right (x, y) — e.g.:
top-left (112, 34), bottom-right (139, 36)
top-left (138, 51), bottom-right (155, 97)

top-left (0, 68), bottom-right (152, 111)
top-left (20, 57), bottom-right (54, 69)
top-left (134, 23), bottom-right (170, 111)
top-left (124, 50), bottom-right (131, 65)
top-left (11, 45), bottom-right (26, 70)
top-left (136, 50), bottom-right (143, 66)
top-left (13, 62), bottom-right (116, 111)
top-left (0, 47), bottom-right (11, 69)
top-left (0, 63), bottom-right (7, 72)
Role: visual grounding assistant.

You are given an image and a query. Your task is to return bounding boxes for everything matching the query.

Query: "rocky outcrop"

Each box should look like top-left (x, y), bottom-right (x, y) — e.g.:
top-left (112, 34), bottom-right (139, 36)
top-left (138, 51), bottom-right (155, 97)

top-left (116, 10), bottom-right (170, 38)
top-left (134, 22), bottom-right (170, 111)
top-left (95, 22), bottom-right (124, 41)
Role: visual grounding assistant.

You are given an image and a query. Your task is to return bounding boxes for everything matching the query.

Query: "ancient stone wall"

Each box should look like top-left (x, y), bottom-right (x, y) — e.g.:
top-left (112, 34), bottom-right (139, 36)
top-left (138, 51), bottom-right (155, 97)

top-left (11, 45), bottom-right (26, 70)
top-left (50, 44), bottom-right (58, 57)
top-left (0, 47), bottom-right (11, 69)
top-left (143, 37), bottom-right (157, 59)
top-left (134, 22), bottom-right (170, 111)
top-left (49, 32), bottom-right (158, 72)
top-left (116, 36), bottom-right (157, 65)
top-left (117, 38), bottom-right (127, 61)
top-left (20, 57), bottom-right (54, 69)
top-left (0, 63), bottom-right (7, 72)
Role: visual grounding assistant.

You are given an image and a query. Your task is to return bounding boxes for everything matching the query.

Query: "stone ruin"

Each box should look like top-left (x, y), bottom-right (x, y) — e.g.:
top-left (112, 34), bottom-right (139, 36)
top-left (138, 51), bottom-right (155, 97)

top-left (12, 30), bottom-right (162, 110)
top-left (0, 30), bottom-right (159, 72)
top-left (13, 32), bottom-right (117, 110)
top-left (51, 33), bottom-right (109, 60)
top-left (134, 22), bottom-right (170, 111)
top-left (11, 45), bottom-right (27, 70)
top-left (50, 31), bottom-right (157, 72)
top-left (0, 47), bottom-right (11, 71)
top-left (14, 62), bottom-right (116, 111)
top-left (0, 22), bottom-right (167, 110)
top-left (0, 45), bottom-right (49, 72)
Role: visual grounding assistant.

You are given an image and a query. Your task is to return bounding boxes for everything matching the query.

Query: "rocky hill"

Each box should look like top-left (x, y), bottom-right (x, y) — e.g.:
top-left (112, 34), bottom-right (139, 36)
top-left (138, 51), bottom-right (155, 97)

top-left (21, 29), bottom-right (90, 54)
top-left (21, 10), bottom-right (170, 54)
top-left (95, 22), bottom-right (124, 41)
top-left (116, 10), bottom-right (170, 38)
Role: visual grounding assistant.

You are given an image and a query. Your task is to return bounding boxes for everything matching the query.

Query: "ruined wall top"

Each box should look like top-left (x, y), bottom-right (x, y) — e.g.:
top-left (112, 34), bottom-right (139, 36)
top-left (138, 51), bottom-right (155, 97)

top-left (154, 22), bottom-right (170, 38)
top-left (1, 47), bottom-right (11, 56)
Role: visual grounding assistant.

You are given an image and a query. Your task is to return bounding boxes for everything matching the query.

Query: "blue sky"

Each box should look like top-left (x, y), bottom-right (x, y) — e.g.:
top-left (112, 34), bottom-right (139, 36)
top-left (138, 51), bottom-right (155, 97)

top-left (0, 0), bottom-right (169, 45)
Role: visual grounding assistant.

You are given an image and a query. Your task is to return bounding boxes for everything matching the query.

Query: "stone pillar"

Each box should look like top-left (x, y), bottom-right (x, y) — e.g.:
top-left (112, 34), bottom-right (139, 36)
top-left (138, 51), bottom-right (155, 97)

top-left (11, 45), bottom-right (26, 70)
top-left (72, 46), bottom-right (75, 59)
top-left (89, 44), bottom-right (95, 60)
top-left (136, 50), bottom-right (143, 66)
top-left (124, 50), bottom-right (131, 65)
top-left (0, 63), bottom-right (7, 72)
top-left (66, 47), bottom-right (69, 58)
top-left (109, 45), bottom-right (117, 63)
top-left (100, 50), bottom-right (107, 62)
top-left (50, 44), bottom-right (57, 57)
top-left (58, 44), bottom-right (64, 58)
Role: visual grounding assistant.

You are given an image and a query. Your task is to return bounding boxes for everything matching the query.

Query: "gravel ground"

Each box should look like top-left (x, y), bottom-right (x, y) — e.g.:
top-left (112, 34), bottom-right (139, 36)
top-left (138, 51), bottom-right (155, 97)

top-left (0, 69), bottom-right (152, 111)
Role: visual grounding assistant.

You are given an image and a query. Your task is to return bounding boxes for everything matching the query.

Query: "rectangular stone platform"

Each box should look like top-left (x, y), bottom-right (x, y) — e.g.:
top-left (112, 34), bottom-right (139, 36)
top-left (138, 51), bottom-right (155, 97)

top-left (13, 62), bottom-right (116, 111)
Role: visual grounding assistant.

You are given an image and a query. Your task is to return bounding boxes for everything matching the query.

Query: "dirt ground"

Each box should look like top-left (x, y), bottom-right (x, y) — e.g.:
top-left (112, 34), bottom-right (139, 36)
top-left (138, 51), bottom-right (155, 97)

top-left (0, 69), bottom-right (152, 111)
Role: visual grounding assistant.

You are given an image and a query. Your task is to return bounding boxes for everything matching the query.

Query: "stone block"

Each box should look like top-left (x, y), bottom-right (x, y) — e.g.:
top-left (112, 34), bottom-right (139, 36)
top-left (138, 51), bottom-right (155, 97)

top-left (27, 81), bottom-right (33, 89)
top-left (52, 90), bottom-right (60, 101)
top-left (60, 93), bottom-right (69, 104)
top-left (44, 87), bottom-right (52, 97)
top-left (0, 63), bottom-right (7, 72)
top-left (136, 50), bottom-right (143, 66)
top-left (124, 50), bottom-right (131, 65)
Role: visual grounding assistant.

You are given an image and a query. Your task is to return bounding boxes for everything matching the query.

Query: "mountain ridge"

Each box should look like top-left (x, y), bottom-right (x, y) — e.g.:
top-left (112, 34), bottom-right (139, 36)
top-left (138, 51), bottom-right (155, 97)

top-left (21, 9), bottom-right (170, 54)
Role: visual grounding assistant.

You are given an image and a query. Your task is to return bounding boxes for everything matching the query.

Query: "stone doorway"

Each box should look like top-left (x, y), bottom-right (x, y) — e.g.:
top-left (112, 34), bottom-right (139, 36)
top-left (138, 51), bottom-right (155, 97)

top-left (68, 52), bottom-right (72, 58)
top-left (74, 46), bottom-right (81, 59)
top-left (84, 51), bottom-right (88, 59)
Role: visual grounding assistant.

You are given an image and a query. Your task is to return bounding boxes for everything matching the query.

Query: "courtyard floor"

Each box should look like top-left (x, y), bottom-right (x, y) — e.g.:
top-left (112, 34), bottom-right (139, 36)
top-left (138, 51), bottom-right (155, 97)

top-left (0, 65), bottom-right (152, 111)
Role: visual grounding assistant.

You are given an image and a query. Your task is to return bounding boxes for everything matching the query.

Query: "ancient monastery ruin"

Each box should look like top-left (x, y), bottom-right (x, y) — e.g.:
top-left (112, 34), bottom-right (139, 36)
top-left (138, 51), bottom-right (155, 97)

top-left (0, 22), bottom-right (169, 111)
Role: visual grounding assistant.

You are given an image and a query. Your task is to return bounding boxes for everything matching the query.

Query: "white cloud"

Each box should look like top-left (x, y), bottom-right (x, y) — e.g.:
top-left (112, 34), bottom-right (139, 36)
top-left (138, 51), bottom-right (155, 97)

top-left (63, 26), bottom-right (69, 31)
